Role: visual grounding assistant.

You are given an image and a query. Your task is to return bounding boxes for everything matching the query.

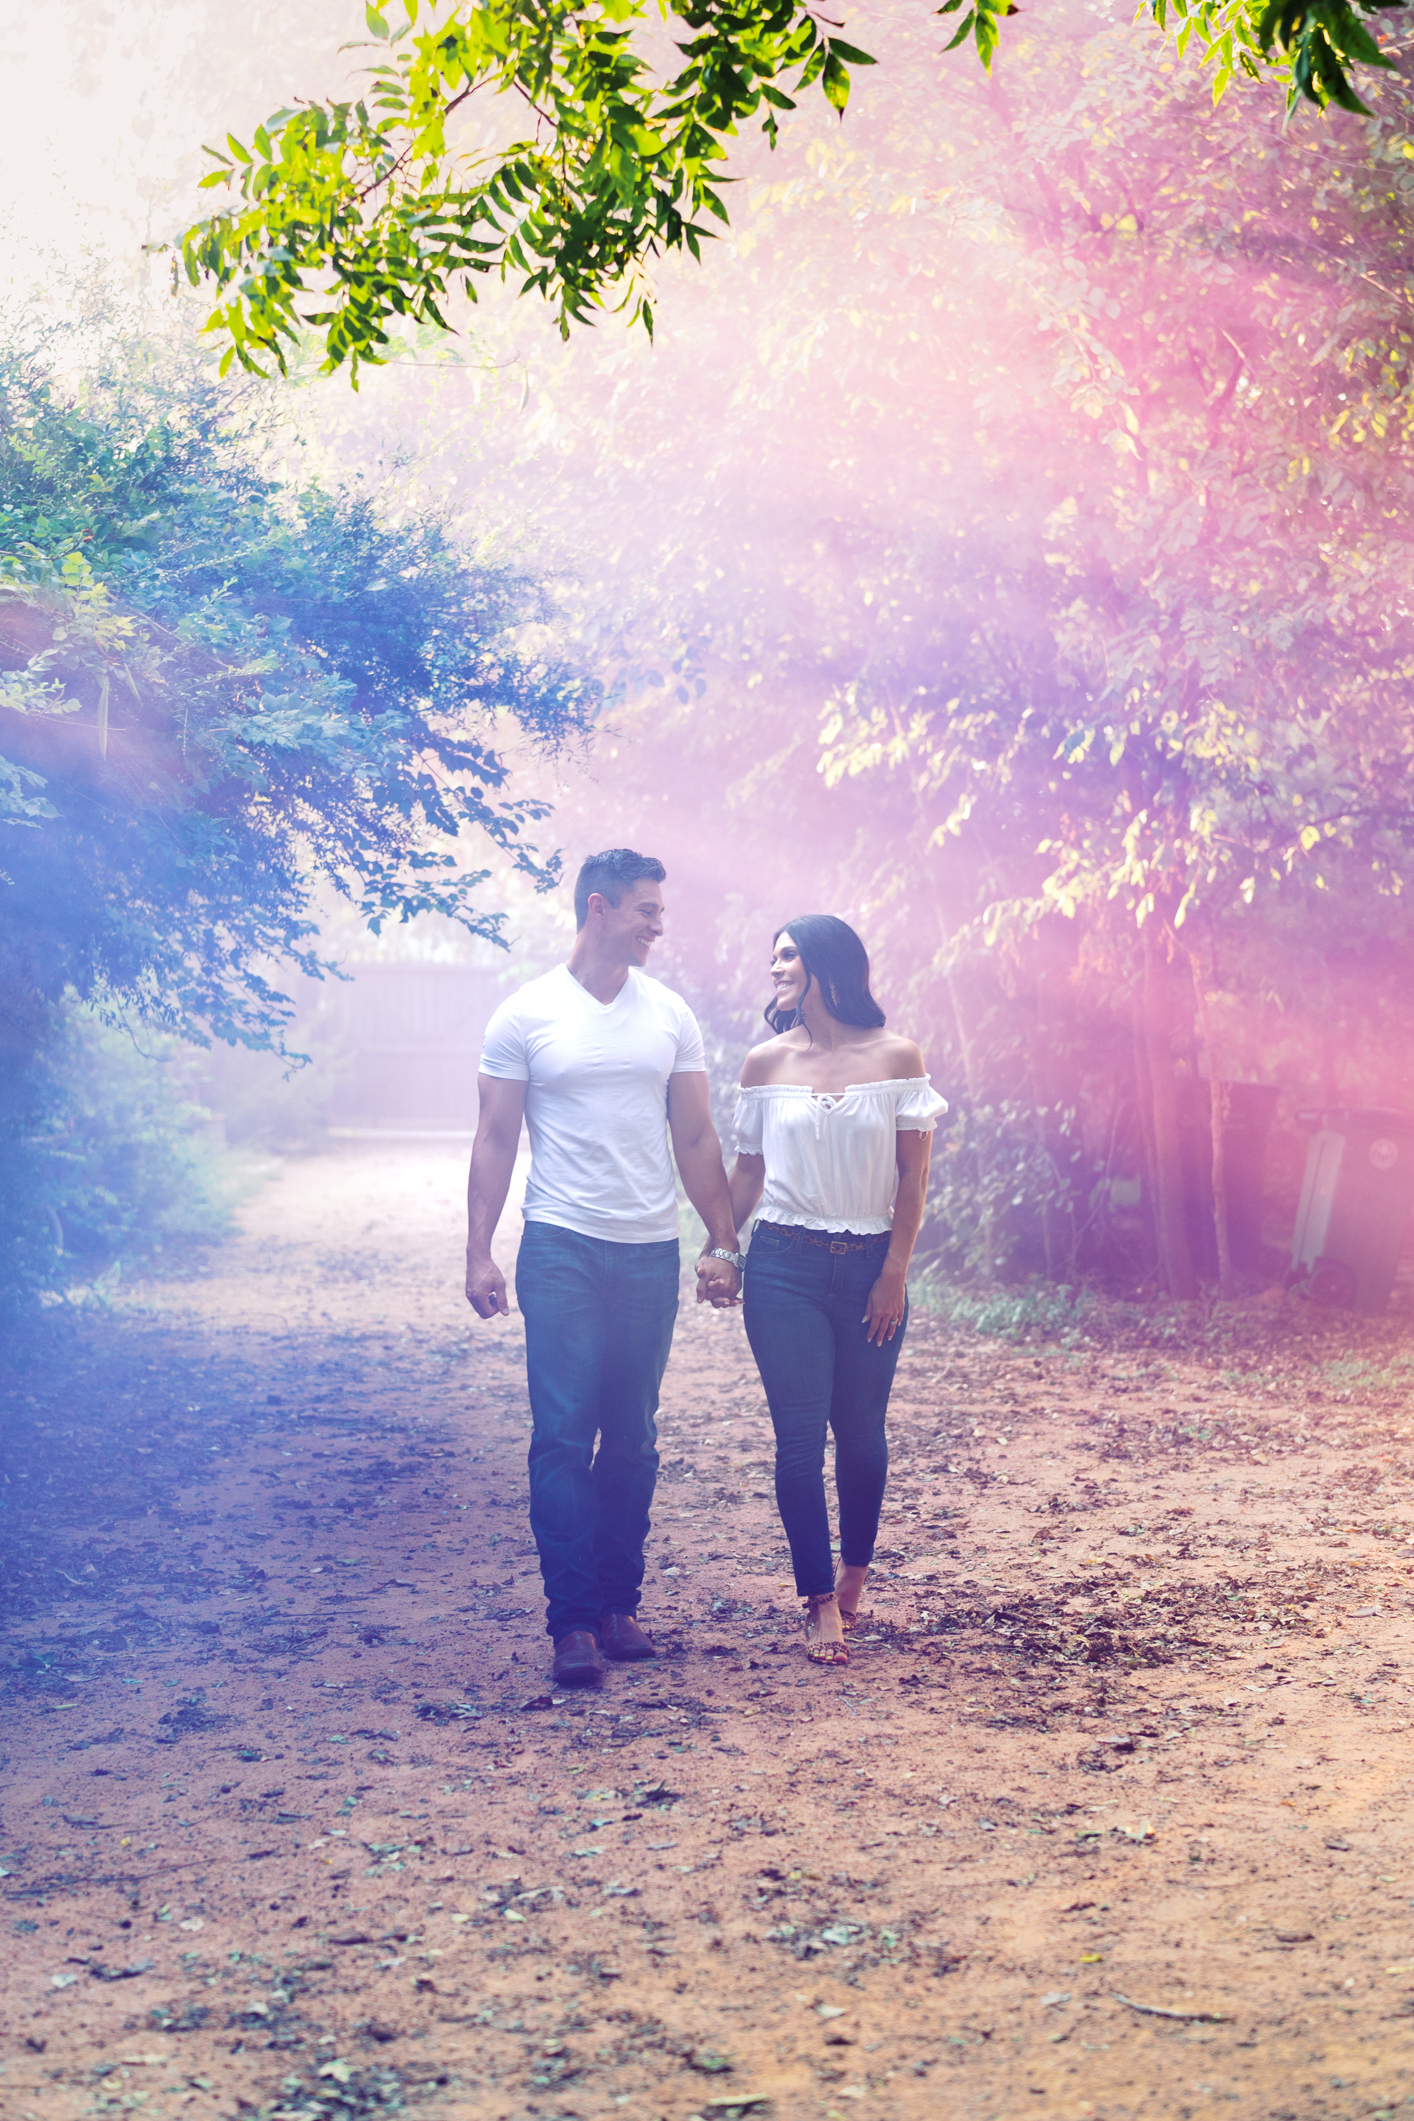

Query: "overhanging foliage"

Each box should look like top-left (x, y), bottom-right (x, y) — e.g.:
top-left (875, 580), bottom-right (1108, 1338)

top-left (173, 0), bottom-right (1414, 379)
top-left (177, 0), bottom-right (875, 377)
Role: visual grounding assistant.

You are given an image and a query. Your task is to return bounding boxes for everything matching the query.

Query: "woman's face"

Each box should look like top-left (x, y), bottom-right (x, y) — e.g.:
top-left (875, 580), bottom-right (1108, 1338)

top-left (770, 931), bottom-right (809, 1017)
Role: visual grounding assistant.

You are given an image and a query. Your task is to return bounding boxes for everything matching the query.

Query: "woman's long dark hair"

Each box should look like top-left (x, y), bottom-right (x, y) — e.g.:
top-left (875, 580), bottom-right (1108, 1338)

top-left (764, 914), bottom-right (887, 1036)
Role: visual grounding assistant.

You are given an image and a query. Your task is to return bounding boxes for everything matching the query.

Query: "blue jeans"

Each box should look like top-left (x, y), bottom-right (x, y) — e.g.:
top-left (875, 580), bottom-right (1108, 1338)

top-left (743, 1221), bottom-right (905, 1598)
top-left (516, 1220), bottom-right (680, 1642)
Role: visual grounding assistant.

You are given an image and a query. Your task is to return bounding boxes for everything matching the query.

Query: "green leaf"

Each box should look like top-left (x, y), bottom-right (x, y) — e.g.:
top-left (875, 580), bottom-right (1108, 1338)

top-left (821, 50), bottom-right (851, 111)
top-left (1309, 24), bottom-right (1375, 110)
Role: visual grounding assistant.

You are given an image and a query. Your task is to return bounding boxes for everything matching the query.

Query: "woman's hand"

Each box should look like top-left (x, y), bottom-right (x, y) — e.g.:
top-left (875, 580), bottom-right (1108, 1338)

top-left (863, 1264), bottom-right (908, 1345)
top-left (696, 1253), bottom-right (742, 1308)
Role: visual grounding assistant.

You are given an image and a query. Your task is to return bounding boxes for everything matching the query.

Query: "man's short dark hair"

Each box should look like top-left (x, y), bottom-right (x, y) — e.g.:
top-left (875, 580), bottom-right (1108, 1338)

top-left (574, 848), bottom-right (666, 930)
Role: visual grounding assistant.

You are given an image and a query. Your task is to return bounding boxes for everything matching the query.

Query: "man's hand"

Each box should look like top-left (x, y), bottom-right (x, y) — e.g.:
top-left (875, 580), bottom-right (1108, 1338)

top-left (466, 1250), bottom-right (510, 1319)
top-left (696, 1253), bottom-right (742, 1309)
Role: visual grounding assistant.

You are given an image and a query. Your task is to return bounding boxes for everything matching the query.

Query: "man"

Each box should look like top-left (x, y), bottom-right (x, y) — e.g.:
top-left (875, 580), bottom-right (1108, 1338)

top-left (465, 848), bottom-right (744, 1688)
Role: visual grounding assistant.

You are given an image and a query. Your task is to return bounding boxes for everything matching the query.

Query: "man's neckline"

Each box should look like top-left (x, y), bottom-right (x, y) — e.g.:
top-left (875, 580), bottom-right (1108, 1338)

top-left (563, 961), bottom-right (637, 1009)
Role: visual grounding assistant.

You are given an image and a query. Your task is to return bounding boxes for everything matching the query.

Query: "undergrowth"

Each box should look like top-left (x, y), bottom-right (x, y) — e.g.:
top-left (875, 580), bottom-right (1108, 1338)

top-left (0, 1002), bottom-right (248, 1319)
top-left (907, 1261), bottom-right (1414, 1376)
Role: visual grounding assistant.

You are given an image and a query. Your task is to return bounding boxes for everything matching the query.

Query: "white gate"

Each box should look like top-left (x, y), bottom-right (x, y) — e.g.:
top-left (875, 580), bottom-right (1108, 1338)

top-left (325, 963), bottom-right (504, 1132)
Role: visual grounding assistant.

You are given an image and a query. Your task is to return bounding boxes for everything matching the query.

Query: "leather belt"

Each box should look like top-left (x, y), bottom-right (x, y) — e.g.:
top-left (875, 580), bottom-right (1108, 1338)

top-left (755, 1221), bottom-right (886, 1253)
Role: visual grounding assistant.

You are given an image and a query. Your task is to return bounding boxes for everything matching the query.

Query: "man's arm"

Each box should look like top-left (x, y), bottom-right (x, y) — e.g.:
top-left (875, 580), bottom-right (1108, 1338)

top-left (666, 1071), bottom-right (742, 1309)
top-left (465, 1073), bottom-right (528, 1318)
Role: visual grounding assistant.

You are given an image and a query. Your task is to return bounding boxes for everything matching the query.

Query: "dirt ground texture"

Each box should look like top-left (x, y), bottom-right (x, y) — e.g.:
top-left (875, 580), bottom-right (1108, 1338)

top-left (6, 1147), bottom-right (1414, 2121)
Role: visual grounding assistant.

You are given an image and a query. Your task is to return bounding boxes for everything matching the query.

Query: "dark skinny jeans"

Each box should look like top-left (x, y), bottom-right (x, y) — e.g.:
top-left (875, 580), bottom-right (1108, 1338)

top-left (742, 1221), bottom-right (906, 1598)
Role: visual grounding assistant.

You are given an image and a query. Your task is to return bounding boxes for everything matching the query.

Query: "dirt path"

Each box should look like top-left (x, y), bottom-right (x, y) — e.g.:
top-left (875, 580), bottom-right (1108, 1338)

top-left (5, 1145), bottom-right (1414, 2121)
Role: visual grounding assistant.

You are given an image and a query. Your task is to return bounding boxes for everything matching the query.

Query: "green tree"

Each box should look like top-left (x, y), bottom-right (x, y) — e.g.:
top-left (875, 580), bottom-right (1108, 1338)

top-left (0, 329), bottom-right (589, 1052)
top-left (0, 319), bottom-right (590, 1308)
top-left (799, 9), bottom-right (1414, 1292)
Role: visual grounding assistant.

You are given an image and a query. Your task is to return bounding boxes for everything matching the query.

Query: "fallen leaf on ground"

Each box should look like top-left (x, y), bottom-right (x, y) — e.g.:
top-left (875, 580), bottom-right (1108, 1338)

top-left (1114, 1992), bottom-right (1233, 2024)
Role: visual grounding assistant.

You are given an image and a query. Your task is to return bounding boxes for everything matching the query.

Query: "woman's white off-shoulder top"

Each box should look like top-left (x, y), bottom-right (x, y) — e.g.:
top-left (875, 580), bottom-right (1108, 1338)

top-left (733, 1077), bottom-right (947, 1235)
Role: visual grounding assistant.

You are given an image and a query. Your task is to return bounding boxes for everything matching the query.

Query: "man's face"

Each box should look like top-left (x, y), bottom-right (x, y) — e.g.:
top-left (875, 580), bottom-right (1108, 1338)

top-left (592, 881), bottom-right (665, 966)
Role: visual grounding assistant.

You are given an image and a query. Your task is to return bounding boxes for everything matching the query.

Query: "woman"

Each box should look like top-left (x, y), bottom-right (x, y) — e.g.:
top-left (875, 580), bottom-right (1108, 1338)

top-left (722, 916), bottom-right (944, 1666)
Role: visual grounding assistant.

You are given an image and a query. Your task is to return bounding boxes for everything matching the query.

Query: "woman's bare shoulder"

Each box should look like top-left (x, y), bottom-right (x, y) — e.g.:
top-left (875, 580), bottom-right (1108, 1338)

top-left (740, 1035), bottom-right (796, 1087)
top-left (873, 1032), bottom-right (927, 1080)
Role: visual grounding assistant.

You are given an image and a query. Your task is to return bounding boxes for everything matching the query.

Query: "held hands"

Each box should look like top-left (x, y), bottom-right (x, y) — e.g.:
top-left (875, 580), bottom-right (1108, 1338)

top-left (465, 1250), bottom-right (510, 1319)
top-left (695, 1252), bottom-right (742, 1309)
top-left (863, 1264), bottom-right (907, 1345)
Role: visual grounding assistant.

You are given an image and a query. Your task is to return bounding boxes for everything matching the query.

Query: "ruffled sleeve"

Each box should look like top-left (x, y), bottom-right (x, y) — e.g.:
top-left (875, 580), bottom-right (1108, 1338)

top-left (733, 1089), bottom-right (765, 1156)
top-left (896, 1078), bottom-right (947, 1133)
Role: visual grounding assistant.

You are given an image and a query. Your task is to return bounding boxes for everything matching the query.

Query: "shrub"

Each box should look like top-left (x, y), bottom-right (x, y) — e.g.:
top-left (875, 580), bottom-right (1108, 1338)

top-left (0, 1003), bottom-right (241, 1317)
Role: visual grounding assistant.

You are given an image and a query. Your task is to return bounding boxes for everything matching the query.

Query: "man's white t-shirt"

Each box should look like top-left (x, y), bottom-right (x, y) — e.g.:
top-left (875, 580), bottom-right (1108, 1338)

top-left (479, 964), bottom-right (706, 1244)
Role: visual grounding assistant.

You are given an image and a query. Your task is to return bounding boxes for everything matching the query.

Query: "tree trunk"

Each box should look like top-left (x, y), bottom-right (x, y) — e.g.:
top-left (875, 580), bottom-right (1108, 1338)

top-left (932, 897), bottom-right (1000, 1276)
top-left (0, 963), bottom-right (48, 1125)
top-left (1189, 948), bottom-right (1234, 1299)
top-left (1024, 978), bottom-right (1056, 1281)
top-left (1143, 927), bottom-right (1198, 1300)
top-left (936, 910), bottom-right (980, 1104)
top-left (1130, 987), bottom-right (1158, 1275)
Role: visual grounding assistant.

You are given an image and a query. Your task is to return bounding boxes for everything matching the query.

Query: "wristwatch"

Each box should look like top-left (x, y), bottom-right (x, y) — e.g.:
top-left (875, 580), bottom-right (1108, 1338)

top-left (705, 1247), bottom-right (746, 1272)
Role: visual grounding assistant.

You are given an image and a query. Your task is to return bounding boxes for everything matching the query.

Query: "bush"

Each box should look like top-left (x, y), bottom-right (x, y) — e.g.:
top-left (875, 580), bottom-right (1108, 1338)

top-left (0, 1003), bottom-right (242, 1317)
top-left (916, 1099), bottom-right (1109, 1284)
top-left (196, 979), bottom-right (350, 1153)
top-left (905, 1266), bottom-right (1099, 1344)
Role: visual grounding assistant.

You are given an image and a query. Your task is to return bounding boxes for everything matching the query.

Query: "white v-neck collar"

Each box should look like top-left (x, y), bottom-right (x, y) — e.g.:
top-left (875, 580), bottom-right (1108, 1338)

top-left (563, 962), bottom-right (635, 1012)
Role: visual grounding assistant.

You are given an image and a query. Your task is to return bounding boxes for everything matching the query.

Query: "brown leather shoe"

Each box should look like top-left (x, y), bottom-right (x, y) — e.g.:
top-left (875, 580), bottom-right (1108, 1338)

top-left (551, 1629), bottom-right (605, 1688)
top-left (600, 1612), bottom-right (656, 1662)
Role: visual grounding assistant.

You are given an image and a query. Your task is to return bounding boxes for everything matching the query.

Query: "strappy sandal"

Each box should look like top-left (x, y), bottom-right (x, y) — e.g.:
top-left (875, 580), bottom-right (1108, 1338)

top-left (835, 1565), bottom-right (868, 1635)
top-left (805, 1592), bottom-right (850, 1666)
